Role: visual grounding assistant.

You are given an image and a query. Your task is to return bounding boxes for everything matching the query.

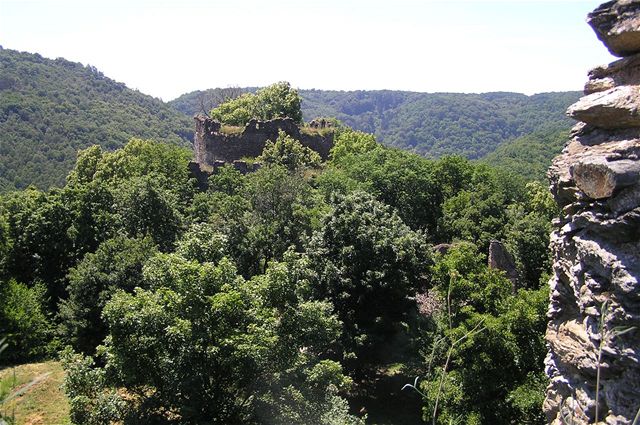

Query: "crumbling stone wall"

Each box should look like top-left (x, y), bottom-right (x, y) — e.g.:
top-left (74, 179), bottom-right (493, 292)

top-left (544, 2), bottom-right (640, 424)
top-left (193, 115), bottom-right (334, 169)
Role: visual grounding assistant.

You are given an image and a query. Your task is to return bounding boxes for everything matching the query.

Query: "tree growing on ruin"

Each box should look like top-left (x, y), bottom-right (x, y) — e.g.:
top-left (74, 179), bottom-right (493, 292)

top-left (210, 81), bottom-right (303, 126)
top-left (259, 130), bottom-right (321, 172)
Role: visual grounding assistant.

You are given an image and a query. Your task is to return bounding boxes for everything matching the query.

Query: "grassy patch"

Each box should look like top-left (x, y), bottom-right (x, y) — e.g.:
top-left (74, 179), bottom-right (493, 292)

top-left (220, 125), bottom-right (244, 135)
top-left (0, 361), bottom-right (70, 425)
top-left (239, 156), bottom-right (261, 165)
top-left (300, 126), bottom-right (334, 137)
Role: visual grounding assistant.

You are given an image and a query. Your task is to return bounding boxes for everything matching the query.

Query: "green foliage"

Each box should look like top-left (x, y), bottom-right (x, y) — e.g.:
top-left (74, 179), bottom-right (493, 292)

top-left (329, 138), bottom-right (442, 234)
top-left (259, 130), bottom-right (321, 172)
top-left (300, 90), bottom-right (578, 159)
top-left (505, 208), bottom-right (553, 289)
top-left (0, 48), bottom-right (192, 191)
top-left (175, 222), bottom-right (228, 264)
top-left (308, 191), bottom-right (431, 372)
top-left (1, 138), bottom-right (194, 317)
top-left (313, 167), bottom-right (367, 201)
top-left (69, 140), bottom-right (194, 252)
top-left (210, 81), bottom-right (303, 126)
top-left (85, 139), bottom-right (195, 202)
top-left (0, 280), bottom-right (52, 363)
top-left (421, 244), bottom-right (549, 425)
top-left (1, 79), bottom-right (562, 423)
top-left (114, 176), bottom-right (183, 251)
top-left (439, 165), bottom-right (526, 251)
top-left (328, 137), bottom-right (529, 249)
top-left (239, 165), bottom-right (325, 275)
top-left (430, 155), bottom-right (474, 201)
top-left (207, 163), bottom-right (246, 196)
top-left (60, 348), bottom-right (126, 425)
top-left (57, 236), bottom-right (158, 355)
top-left (484, 128), bottom-right (569, 182)
top-left (256, 81), bottom-right (304, 124)
top-left (430, 243), bottom-right (512, 318)
top-left (67, 251), bottom-right (362, 424)
top-left (209, 93), bottom-right (256, 126)
top-left (0, 213), bottom-right (11, 278)
top-left (505, 182), bottom-right (559, 289)
top-left (329, 129), bottom-right (379, 167)
top-left (1, 188), bottom-right (45, 284)
top-left (1, 188), bottom-right (75, 303)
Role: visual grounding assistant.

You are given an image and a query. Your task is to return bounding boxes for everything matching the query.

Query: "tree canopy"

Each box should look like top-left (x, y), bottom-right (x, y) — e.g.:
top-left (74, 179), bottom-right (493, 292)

top-left (1, 103), bottom-right (559, 423)
top-left (210, 81), bottom-right (303, 126)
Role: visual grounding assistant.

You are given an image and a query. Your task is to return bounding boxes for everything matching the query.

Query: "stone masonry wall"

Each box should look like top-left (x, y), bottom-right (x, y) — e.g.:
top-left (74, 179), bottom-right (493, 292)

top-left (193, 115), bottom-right (334, 170)
top-left (544, 2), bottom-right (640, 424)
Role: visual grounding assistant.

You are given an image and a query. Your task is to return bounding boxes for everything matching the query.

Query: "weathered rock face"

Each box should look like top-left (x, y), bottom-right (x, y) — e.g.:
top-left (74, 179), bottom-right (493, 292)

top-left (193, 115), bottom-right (334, 170)
top-left (585, 53), bottom-right (640, 94)
top-left (544, 2), bottom-right (640, 424)
top-left (567, 86), bottom-right (640, 129)
top-left (588, 0), bottom-right (640, 57)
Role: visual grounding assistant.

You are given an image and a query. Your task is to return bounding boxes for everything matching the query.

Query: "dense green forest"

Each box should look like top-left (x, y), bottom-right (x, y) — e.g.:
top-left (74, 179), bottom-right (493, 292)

top-left (0, 47), bottom-right (192, 191)
top-left (171, 88), bottom-right (579, 159)
top-left (482, 128), bottom-right (569, 181)
top-left (1, 86), bottom-right (557, 424)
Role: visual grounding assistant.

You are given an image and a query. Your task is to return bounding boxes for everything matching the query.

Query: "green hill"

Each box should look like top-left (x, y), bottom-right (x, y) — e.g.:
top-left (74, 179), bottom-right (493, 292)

top-left (483, 128), bottom-right (569, 182)
top-left (0, 47), bottom-right (193, 191)
top-left (171, 88), bottom-right (579, 159)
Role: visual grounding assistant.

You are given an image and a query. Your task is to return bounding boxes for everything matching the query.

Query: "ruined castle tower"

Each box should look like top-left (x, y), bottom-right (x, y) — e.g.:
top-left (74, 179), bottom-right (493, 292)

top-left (544, 1), bottom-right (640, 424)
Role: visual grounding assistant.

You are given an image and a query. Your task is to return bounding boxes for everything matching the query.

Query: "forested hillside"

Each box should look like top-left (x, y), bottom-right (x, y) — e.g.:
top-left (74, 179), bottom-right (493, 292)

top-left (0, 48), bottom-right (193, 191)
top-left (483, 128), bottom-right (569, 181)
top-left (171, 88), bottom-right (579, 158)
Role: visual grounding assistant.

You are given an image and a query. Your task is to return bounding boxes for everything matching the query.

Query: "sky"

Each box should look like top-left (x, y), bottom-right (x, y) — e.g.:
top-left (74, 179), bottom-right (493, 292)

top-left (0, 0), bottom-right (615, 101)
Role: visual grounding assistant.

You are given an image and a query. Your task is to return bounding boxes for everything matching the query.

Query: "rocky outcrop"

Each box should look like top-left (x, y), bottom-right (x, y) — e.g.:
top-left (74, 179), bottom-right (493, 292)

top-left (544, 2), bottom-right (640, 424)
top-left (567, 86), bottom-right (640, 129)
top-left (585, 53), bottom-right (640, 94)
top-left (487, 240), bottom-right (518, 288)
top-left (589, 0), bottom-right (640, 57)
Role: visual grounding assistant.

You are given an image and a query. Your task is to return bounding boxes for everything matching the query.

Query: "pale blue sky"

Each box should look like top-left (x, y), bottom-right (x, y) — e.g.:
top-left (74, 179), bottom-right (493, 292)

top-left (0, 0), bottom-right (613, 100)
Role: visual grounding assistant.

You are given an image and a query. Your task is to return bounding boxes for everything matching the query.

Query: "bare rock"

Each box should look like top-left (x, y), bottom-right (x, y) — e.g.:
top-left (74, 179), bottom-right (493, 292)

top-left (546, 4), bottom-right (640, 422)
top-left (547, 134), bottom-right (640, 207)
top-left (585, 77), bottom-right (616, 95)
top-left (588, 0), bottom-right (640, 57)
top-left (487, 240), bottom-right (518, 287)
top-left (567, 86), bottom-right (640, 129)
top-left (586, 53), bottom-right (640, 94)
top-left (433, 243), bottom-right (452, 255)
top-left (608, 183), bottom-right (640, 213)
top-left (571, 157), bottom-right (640, 198)
top-left (572, 207), bottom-right (640, 242)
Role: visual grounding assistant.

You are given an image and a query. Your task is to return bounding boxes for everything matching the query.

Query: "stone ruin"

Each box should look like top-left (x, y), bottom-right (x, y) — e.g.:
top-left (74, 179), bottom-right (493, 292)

top-left (544, 1), bottom-right (640, 424)
top-left (487, 240), bottom-right (518, 289)
top-left (192, 115), bottom-right (334, 171)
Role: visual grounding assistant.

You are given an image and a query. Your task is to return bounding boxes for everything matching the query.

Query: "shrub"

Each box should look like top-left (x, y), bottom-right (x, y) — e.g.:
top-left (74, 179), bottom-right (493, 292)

top-left (0, 280), bottom-right (52, 363)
